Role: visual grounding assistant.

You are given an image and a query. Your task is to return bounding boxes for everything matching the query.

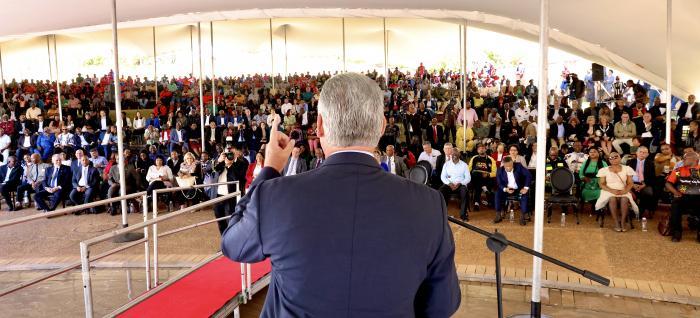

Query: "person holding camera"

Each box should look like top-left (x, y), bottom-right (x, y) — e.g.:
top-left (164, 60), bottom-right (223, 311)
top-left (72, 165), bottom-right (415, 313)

top-left (212, 149), bottom-right (241, 235)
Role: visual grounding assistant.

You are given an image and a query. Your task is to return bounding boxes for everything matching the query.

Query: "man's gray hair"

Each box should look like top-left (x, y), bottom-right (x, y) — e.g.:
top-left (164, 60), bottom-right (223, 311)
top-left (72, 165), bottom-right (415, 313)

top-left (318, 73), bottom-right (384, 147)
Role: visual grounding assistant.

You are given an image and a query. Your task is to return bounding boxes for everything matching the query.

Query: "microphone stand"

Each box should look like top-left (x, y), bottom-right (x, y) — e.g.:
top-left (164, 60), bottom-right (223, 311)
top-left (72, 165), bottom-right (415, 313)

top-left (447, 216), bottom-right (610, 318)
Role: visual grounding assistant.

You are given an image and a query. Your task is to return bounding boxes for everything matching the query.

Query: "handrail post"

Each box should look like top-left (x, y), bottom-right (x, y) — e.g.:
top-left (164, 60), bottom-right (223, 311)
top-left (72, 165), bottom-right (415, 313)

top-left (246, 263), bottom-right (252, 300)
top-left (143, 194), bottom-right (151, 291)
top-left (240, 263), bottom-right (247, 304)
top-left (152, 192), bottom-right (159, 286)
top-left (80, 242), bottom-right (94, 318)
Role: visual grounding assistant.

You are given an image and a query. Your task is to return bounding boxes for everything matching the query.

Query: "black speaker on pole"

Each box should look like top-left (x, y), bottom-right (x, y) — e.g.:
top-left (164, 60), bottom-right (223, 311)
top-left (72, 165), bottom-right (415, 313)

top-left (591, 63), bottom-right (605, 81)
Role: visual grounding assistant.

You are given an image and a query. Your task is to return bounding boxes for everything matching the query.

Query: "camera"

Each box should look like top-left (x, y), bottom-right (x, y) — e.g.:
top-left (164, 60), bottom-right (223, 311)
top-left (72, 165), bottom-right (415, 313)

top-left (226, 152), bottom-right (235, 160)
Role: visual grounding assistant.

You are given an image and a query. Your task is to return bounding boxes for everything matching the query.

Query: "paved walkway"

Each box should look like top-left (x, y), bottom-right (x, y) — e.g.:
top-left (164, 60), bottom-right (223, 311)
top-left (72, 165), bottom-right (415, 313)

top-left (2, 200), bottom-right (700, 315)
top-left (238, 282), bottom-right (700, 318)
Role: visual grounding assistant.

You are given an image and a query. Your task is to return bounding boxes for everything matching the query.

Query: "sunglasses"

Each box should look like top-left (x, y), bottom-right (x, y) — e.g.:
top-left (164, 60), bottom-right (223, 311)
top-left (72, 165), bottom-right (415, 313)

top-left (609, 155), bottom-right (620, 159)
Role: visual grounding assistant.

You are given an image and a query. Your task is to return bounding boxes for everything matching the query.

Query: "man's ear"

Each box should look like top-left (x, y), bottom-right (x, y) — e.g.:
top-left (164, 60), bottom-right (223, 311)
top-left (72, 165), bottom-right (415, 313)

top-left (380, 116), bottom-right (386, 136)
top-left (316, 114), bottom-right (324, 138)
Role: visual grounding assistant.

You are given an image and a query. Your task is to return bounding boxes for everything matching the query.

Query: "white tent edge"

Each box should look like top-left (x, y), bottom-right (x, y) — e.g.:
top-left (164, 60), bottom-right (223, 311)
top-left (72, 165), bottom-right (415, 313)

top-left (0, 8), bottom-right (690, 99)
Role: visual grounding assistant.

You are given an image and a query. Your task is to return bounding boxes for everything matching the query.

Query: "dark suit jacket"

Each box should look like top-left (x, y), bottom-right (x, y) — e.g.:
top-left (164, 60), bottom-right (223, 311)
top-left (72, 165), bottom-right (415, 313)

top-left (309, 157), bottom-right (325, 170)
top-left (488, 124), bottom-right (509, 140)
top-left (627, 158), bottom-right (656, 186)
top-left (426, 124), bottom-right (444, 148)
top-left (17, 135), bottom-right (37, 149)
top-left (677, 102), bottom-right (700, 121)
top-left (499, 108), bottom-right (515, 122)
top-left (0, 165), bottom-right (24, 188)
top-left (204, 127), bottom-right (222, 145)
top-left (71, 165), bottom-right (101, 189)
top-left (281, 157), bottom-right (308, 175)
top-left (213, 161), bottom-right (241, 194)
top-left (496, 163), bottom-right (532, 190)
top-left (548, 122), bottom-right (574, 140)
top-left (42, 165), bottom-right (72, 190)
top-left (221, 152), bottom-right (460, 317)
top-left (14, 121), bottom-right (35, 135)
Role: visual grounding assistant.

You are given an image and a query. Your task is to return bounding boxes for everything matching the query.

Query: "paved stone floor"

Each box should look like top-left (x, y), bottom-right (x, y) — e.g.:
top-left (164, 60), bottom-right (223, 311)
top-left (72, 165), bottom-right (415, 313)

top-left (2, 200), bottom-right (700, 316)
top-left (237, 283), bottom-right (700, 318)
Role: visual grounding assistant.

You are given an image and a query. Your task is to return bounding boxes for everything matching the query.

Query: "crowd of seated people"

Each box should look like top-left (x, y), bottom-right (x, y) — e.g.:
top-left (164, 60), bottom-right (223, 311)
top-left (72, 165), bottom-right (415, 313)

top-left (1, 63), bottom-right (699, 242)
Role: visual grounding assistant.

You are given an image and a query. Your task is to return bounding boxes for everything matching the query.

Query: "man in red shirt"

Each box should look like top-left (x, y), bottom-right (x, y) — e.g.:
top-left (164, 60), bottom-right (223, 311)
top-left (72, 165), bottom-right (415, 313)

top-left (665, 151), bottom-right (700, 242)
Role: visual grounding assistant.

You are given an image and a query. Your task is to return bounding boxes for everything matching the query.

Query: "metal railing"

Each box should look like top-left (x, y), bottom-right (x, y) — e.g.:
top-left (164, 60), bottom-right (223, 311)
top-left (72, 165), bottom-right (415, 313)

top-left (0, 191), bottom-right (148, 299)
top-left (0, 191), bottom-right (147, 229)
top-left (79, 190), bottom-right (242, 318)
top-left (150, 181), bottom-right (239, 286)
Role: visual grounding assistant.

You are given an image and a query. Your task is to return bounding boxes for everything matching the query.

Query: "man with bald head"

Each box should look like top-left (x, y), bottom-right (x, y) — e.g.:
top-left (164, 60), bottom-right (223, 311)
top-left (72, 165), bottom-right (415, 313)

top-left (665, 151), bottom-right (700, 242)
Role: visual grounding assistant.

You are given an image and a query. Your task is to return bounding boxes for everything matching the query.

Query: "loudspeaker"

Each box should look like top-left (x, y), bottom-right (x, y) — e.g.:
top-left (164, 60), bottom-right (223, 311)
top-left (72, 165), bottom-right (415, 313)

top-left (591, 63), bottom-right (605, 81)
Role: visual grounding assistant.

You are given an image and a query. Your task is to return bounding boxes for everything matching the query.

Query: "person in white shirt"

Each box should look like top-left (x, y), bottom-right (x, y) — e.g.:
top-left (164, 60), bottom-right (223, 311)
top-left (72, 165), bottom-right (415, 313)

top-left (281, 98), bottom-right (295, 115)
top-left (417, 141), bottom-right (442, 170)
top-left (54, 127), bottom-right (75, 152)
top-left (439, 150), bottom-right (471, 221)
top-left (514, 101), bottom-right (530, 123)
top-left (145, 156), bottom-right (174, 196)
top-left (0, 128), bottom-right (11, 165)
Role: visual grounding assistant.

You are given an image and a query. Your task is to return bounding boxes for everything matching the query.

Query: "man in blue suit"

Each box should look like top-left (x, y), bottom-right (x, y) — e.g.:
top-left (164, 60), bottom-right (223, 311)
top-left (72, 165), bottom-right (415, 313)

top-left (494, 156), bottom-right (533, 225)
top-left (69, 156), bottom-right (101, 214)
top-left (222, 73), bottom-right (461, 317)
top-left (35, 154), bottom-right (72, 212)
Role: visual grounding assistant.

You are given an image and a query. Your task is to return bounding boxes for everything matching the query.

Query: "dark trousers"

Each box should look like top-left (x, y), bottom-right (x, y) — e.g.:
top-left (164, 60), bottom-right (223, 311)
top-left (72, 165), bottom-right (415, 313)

top-left (470, 172), bottom-right (494, 205)
top-left (69, 187), bottom-right (96, 210)
top-left (0, 183), bottom-right (17, 210)
top-left (146, 181), bottom-right (166, 196)
top-left (670, 196), bottom-right (699, 237)
top-left (445, 125), bottom-right (456, 143)
top-left (632, 185), bottom-right (656, 215)
top-left (439, 184), bottom-right (469, 218)
top-left (495, 189), bottom-right (529, 215)
top-left (35, 189), bottom-right (65, 211)
top-left (214, 194), bottom-right (237, 235)
top-left (16, 182), bottom-right (36, 203)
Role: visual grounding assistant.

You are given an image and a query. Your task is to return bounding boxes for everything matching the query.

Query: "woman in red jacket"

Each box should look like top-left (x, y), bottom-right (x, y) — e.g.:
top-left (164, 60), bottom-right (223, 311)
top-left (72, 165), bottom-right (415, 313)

top-left (245, 152), bottom-right (265, 190)
top-left (490, 142), bottom-right (506, 167)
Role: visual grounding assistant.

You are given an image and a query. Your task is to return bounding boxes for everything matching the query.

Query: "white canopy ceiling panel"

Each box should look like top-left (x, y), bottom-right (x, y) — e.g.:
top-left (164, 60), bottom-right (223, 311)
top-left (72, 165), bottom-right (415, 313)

top-left (0, 0), bottom-right (697, 96)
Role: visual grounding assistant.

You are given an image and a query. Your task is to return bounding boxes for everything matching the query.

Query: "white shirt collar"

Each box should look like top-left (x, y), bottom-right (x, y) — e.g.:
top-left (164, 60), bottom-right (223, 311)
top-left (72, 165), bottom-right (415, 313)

top-left (330, 150), bottom-right (375, 158)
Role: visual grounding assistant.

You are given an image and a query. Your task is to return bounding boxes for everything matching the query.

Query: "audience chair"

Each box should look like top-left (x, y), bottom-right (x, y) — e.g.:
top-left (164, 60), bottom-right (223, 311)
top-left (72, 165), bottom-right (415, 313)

top-left (545, 167), bottom-right (580, 225)
top-left (407, 165), bottom-right (430, 186)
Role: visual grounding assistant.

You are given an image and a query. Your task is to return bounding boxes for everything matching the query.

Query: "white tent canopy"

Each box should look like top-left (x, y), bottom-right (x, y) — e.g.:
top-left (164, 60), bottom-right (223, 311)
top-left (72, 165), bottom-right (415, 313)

top-left (0, 0), bottom-right (698, 97)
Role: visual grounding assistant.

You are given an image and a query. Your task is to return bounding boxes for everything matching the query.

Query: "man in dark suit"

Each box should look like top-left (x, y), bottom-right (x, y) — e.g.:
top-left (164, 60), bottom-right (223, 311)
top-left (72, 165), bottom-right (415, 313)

top-left (426, 118), bottom-right (445, 151)
top-left (15, 128), bottom-right (38, 159)
top-left (432, 143), bottom-right (453, 188)
top-left (677, 94), bottom-right (699, 125)
top-left (34, 154), bottom-right (72, 212)
top-left (488, 117), bottom-right (509, 141)
top-left (69, 156), bottom-right (101, 214)
top-left (549, 116), bottom-right (574, 148)
top-left (494, 156), bottom-right (532, 225)
top-left (281, 146), bottom-right (308, 176)
top-left (0, 156), bottom-right (24, 211)
top-left (215, 109), bottom-right (231, 128)
top-left (381, 145), bottom-right (407, 177)
top-left (627, 146), bottom-right (657, 217)
top-left (309, 147), bottom-right (326, 170)
top-left (499, 104), bottom-right (515, 123)
top-left (222, 73), bottom-right (460, 317)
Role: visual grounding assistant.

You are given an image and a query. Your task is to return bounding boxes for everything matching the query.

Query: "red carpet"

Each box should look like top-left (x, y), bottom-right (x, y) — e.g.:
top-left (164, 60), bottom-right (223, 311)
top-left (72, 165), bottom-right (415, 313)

top-left (119, 257), bottom-right (271, 318)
